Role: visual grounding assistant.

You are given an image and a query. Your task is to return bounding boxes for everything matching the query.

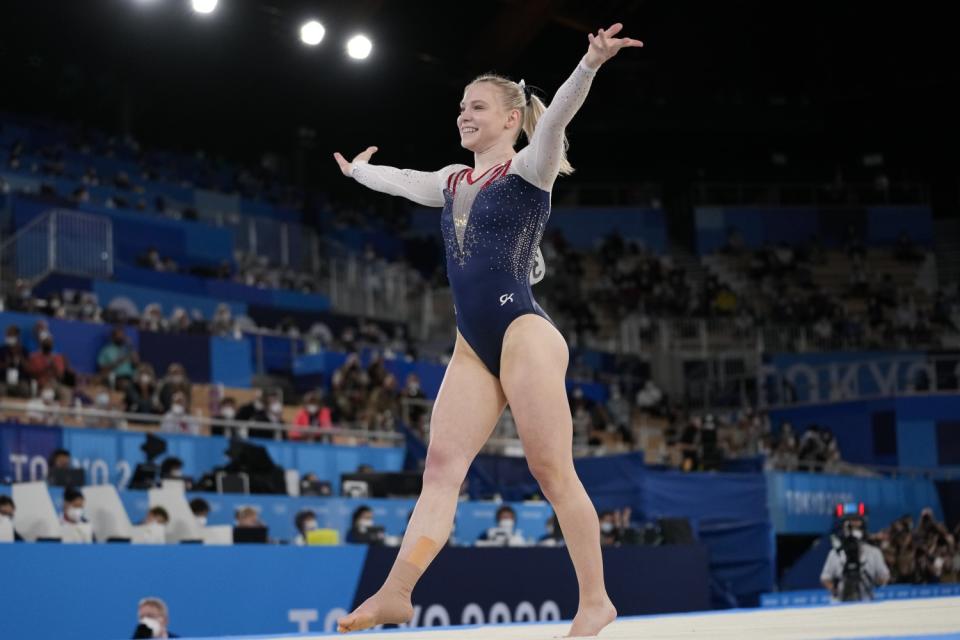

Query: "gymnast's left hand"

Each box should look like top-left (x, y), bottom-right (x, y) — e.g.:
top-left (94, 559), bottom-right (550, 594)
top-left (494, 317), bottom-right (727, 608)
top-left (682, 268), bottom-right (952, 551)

top-left (583, 22), bottom-right (643, 69)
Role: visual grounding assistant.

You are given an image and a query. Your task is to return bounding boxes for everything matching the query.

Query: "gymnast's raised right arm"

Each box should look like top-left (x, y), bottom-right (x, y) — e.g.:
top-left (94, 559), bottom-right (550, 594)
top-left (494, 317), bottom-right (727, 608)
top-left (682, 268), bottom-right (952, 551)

top-left (333, 146), bottom-right (460, 208)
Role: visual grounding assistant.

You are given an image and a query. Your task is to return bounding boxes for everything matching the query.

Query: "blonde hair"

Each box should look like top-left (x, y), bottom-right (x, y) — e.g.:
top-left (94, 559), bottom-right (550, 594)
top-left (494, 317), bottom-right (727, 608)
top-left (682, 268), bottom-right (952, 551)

top-left (138, 596), bottom-right (169, 622)
top-left (468, 74), bottom-right (574, 176)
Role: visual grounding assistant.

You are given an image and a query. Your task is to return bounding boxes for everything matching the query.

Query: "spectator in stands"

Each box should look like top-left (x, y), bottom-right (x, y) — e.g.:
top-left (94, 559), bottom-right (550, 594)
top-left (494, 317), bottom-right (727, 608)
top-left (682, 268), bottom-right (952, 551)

top-left (137, 247), bottom-right (165, 272)
top-left (476, 505), bottom-right (527, 547)
top-left (243, 390), bottom-right (284, 440)
top-left (98, 327), bottom-right (139, 389)
top-left (291, 391), bottom-right (333, 442)
top-left (125, 364), bottom-right (163, 415)
top-left (236, 389), bottom-right (266, 422)
top-left (133, 596), bottom-right (178, 639)
top-left (364, 373), bottom-right (400, 431)
top-left (769, 422), bottom-right (799, 471)
top-left (25, 384), bottom-right (62, 424)
top-left (346, 505), bottom-right (385, 545)
top-left (160, 391), bottom-right (200, 436)
top-left (598, 510), bottom-right (621, 546)
top-left (5, 279), bottom-right (37, 314)
top-left (569, 386), bottom-right (595, 446)
top-left (60, 486), bottom-right (93, 544)
top-left (234, 506), bottom-right (263, 528)
top-left (27, 333), bottom-right (75, 391)
top-left (677, 415), bottom-right (702, 472)
top-left (209, 303), bottom-right (234, 337)
top-left (189, 498), bottom-right (210, 528)
top-left (293, 509), bottom-right (319, 546)
top-left (140, 303), bottom-right (167, 333)
top-left (157, 363), bottom-right (191, 412)
top-left (49, 448), bottom-right (72, 472)
top-left (211, 396), bottom-right (239, 437)
top-left (0, 495), bottom-right (22, 542)
top-left (0, 325), bottom-right (31, 397)
top-left (83, 388), bottom-right (125, 429)
top-left (160, 457), bottom-right (190, 488)
top-left (538, 512), bottom-right (564, 547)
top-left (636, 379), bottom-right (665, 415)
top-left (299, 472), bottom-right (332, 497)
top-left (144, 506), bottom-right (170, 528)
top-left (331, 353), bottom-right (368, 422)
top-left (399, 373), bottom-right (428, 433)
top-left (604, 384), bottom-right (631, 432)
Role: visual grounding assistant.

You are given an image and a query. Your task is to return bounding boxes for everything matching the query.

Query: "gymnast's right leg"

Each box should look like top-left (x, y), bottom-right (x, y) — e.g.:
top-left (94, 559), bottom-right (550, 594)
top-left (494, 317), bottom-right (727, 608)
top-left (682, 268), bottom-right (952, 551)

top-left (337, 333), bottom-right (506, 633)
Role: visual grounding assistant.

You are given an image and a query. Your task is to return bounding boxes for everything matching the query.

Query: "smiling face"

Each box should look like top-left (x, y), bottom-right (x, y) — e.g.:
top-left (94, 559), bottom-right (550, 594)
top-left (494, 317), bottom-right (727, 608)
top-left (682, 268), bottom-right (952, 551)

top-left (458, 81), bottom-right (521, 153)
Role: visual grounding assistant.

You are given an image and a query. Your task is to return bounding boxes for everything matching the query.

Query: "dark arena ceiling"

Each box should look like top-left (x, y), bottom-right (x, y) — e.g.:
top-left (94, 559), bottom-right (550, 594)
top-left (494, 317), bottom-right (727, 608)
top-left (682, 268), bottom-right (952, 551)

top-left (2, 0), bottom-right (958, 186)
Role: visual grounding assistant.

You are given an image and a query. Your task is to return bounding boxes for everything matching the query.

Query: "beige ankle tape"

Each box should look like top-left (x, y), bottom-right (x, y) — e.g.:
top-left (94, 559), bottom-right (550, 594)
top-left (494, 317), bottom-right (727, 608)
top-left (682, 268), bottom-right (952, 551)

top-left (403, 536), bottom-right (439, 571)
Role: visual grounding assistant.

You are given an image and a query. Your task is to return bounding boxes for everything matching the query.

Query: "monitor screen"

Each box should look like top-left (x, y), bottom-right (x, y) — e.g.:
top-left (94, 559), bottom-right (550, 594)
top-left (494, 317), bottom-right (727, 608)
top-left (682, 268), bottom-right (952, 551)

top-left (47, 467), bottom-right (86, 488)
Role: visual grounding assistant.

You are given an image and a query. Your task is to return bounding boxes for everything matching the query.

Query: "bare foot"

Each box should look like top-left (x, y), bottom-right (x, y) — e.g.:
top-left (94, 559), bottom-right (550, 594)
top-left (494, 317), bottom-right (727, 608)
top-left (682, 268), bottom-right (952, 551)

top-left (336, 591), bottom-right (414, 633)
top-left (565, 598), bottom-right (617, 638)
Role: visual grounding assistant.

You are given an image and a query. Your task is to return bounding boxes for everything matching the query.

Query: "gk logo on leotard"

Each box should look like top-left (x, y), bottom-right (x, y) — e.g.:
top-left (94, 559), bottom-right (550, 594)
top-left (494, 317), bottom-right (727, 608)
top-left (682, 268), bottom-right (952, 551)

top-left (499, 293), bottom-right (514, 306)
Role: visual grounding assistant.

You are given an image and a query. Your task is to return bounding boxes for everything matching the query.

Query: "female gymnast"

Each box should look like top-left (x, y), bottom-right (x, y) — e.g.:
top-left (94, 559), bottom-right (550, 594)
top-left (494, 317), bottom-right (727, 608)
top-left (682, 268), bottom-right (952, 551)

top-left (333, 22), bottom-right (642, 637)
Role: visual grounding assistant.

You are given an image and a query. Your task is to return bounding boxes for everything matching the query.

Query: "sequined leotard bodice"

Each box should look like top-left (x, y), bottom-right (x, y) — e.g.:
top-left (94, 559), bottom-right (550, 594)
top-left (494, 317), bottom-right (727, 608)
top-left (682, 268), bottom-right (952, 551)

top-left (350, 59), bottom-right (598, 376)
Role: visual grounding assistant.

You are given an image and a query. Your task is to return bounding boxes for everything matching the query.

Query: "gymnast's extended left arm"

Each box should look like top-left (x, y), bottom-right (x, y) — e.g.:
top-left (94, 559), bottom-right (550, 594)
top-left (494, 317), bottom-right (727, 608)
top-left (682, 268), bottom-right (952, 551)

top-left (525, 22), bottom-right (643, 187)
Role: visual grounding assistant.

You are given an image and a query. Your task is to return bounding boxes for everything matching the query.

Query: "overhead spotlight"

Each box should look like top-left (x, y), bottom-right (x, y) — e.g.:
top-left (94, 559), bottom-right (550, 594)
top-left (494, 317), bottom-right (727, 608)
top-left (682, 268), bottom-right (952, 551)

top-left (300, 20), bottom-right (325, 46)
top-left (191, 0), bottom-right (218, 15)
top-left (346, 34), bottom-right (373, 60)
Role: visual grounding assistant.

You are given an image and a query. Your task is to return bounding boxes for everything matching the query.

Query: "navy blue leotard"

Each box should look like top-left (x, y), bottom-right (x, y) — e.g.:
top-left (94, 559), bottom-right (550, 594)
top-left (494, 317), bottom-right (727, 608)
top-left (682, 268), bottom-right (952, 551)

top-left (350, 58), bottom-right (598, 376)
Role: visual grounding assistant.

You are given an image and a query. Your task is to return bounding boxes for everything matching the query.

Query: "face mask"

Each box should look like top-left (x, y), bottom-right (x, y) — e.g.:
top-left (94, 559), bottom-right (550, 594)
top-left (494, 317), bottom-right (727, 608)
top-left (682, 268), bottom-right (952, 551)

top-left (408, 383), bottom-right (420, 393)
top-left (270, 401), bottom-right (283, 415)
top-left (306, 404), bottom-right (319, 414)
top-left (498, 519), bottom-right (515, 532)
top-left (358, 518), bottom-right (374, 531)
top-left (169, 469), bottom-right (182, 478)
top-left (67, 507), bottom-right (84, 522)
top-left (140, 374), bottom-right (152, 385)
top-left (170, 375), bottom-right (184, 384)
top-left (139, 616), bottom-right (162, 636)
top-left (171, 403), bottom-right (185, 415)
top-left (41, 388), bottom-right (56, 402)
top-left (253, 399), bottom-right (264, 410)
top-left (600, 522), bottom-right (615, 534)
top-left (851, 528), bottom-right (864, 540)
top-left (304, 520), bottom-right (318, 532)
top-left (545, 524), bottom-right (554, 535)
top-left (221, 407), bottom-right (235, 419)
top-left (0, 513), bottom-right (12, 523)
top-left (96, 393), bottom-right (110, 407)
top-left (197, 516), bottom-right (208, 528)
top-left (5, 336), bottom-right (17, 347)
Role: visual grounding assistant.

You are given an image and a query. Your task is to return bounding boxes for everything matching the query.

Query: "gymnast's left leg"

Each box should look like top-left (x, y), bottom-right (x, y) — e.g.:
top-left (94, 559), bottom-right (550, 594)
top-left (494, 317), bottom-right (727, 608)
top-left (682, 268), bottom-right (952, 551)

top-left (499, 315), bottom-right (617, 638)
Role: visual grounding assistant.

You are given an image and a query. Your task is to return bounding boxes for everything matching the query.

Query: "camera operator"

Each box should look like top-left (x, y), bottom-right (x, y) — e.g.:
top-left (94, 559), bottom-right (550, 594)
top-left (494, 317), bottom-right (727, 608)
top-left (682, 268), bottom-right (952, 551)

top-left (820, 515), bottom-right (890, 601)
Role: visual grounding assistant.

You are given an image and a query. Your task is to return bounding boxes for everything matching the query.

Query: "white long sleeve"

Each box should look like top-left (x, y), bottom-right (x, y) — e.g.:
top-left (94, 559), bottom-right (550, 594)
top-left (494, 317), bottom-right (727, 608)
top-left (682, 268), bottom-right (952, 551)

top-left (512, 59), bottom-right (598, 192)
top-left (350, 161), bottom-right (466, 208)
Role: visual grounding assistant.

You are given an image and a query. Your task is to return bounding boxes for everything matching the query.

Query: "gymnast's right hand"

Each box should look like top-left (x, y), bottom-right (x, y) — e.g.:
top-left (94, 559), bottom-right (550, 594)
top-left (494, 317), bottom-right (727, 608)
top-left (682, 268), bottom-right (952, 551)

top-left (333, 146), bottom-right (378, 177)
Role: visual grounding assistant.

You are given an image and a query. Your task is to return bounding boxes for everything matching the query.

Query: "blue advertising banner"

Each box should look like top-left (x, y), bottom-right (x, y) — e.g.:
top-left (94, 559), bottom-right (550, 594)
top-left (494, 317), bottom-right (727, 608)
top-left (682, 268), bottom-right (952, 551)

top-left (766, 471), bottom-right (944, 534)
top-left (0, 543), bottom-right (710, 640)
top-left (354, 545), bottom-right (711, 627)
top-left (762, 351), bottom-right (931, 404)
top-left (0, 423), bottom-right (63, 483)
top-left (0, 544), bottom-right (368, 640)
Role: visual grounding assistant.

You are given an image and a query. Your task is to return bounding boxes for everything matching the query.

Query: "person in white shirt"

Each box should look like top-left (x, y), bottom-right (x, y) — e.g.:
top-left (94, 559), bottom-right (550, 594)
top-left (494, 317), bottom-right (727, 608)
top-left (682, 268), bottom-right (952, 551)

top-left (60, 487), bottom-right (93, 544)
top-left (159, 391), bottom-right (200, 435)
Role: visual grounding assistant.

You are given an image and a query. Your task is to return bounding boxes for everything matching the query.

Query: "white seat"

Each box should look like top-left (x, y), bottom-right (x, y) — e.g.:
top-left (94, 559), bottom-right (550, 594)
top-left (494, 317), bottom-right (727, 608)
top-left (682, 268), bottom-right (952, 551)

top-left (82, 485), bottom-right (134, 542)
top-left (11, 482), bottom-right (62, 542)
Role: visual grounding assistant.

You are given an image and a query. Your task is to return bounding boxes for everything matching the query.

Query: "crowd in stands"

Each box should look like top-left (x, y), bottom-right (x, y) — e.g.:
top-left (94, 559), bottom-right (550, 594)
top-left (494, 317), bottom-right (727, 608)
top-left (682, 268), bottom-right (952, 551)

top-left (871, 509), bottom-right (960, 584)
top-left (0, 316), bottom-right (429, 440)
